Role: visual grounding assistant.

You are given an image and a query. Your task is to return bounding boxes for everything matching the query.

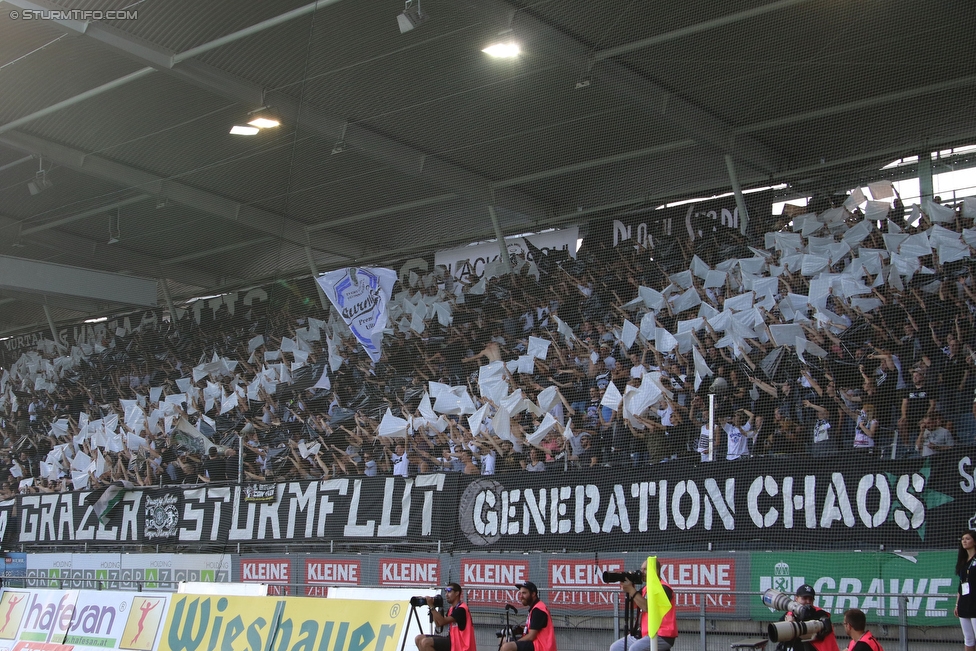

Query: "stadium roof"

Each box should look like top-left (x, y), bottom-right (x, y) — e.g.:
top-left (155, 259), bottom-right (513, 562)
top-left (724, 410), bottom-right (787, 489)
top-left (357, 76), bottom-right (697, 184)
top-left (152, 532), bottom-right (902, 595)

top-left (1, 0), bottom-right (974, 334)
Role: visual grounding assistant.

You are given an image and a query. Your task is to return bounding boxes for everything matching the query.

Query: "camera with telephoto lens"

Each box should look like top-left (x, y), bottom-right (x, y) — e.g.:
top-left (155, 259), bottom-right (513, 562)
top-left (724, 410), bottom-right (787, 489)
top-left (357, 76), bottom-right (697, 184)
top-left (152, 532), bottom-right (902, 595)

top-left (602, 570), bottom-right (645, 584)
top-left (761, 589), bottom-right (825, 643)
top-left (410, 595), bottom-right (444, 608)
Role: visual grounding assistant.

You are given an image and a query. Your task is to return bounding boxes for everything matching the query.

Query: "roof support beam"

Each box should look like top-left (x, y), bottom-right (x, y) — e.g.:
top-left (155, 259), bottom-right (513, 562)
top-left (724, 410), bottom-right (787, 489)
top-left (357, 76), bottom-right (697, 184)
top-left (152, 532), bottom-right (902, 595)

top-left (593, 0), bottom-right (818, 60)
top-left (479, 1), bottom-right (782, 174)
top-left (21, 195), bottom-right (150, 235)
top-left (0, 131), bottom-right (364, 258)
top-left (0, 290), bottom-right (106, 315)
top-left (0, 255), bottom-right (158, 307)
top-left (0, 212), bottom-right (218, 289)
top-left (735, 73), bottom-right (976, 134)
top-left (0, 0), bottom-right (550, 223)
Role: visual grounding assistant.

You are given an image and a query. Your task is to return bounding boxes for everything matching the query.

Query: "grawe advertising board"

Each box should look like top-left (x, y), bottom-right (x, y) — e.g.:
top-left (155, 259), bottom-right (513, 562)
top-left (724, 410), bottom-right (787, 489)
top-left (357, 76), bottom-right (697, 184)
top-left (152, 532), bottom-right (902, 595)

top-left (158, 593), bottom-right (408, 651)
top-left (0, 589), bottom-right (171, 651)
top-left (750, 551), bottom-right (957, 625)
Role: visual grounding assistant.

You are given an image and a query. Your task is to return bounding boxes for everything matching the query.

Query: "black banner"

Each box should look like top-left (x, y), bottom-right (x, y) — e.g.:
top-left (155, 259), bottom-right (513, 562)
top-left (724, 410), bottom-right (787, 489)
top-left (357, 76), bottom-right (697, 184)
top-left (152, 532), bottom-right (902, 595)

top-left (1, 474), bottom-right (456, 546)
top-left (1, 452), bottom-right (972, 551)
top-left (583, 191), bottom-right (777, 262)
top-left (452, 452), bottom-right (973, 551)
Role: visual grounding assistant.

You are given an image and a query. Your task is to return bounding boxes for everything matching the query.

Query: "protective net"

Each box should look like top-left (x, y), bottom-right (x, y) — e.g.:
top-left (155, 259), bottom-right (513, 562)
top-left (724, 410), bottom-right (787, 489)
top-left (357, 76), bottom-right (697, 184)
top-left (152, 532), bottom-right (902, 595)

top-left (0, 1), bottom-right (975, 643)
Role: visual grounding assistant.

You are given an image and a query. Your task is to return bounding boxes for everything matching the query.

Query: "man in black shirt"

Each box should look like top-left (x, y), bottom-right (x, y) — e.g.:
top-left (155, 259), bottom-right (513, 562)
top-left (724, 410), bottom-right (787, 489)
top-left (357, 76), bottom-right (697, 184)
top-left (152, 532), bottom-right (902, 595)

top-left (899, 368), bottom-right (936, 454)
top-left (415, 583), bottom-right (475, 651)
top-left (203, 447), bottom-right (228, 482)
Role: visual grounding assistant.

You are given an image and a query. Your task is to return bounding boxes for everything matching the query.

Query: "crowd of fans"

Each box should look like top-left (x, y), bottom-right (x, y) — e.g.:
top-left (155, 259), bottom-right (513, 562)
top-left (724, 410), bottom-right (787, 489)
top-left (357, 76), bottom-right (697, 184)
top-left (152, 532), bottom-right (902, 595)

top-left (0, 189), bottom-right (974, 497)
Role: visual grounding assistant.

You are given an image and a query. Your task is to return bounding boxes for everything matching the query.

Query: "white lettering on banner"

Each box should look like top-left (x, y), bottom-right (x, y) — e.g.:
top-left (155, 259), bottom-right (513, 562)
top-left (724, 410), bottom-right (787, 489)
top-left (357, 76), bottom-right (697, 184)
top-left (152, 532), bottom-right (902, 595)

top-left (549, 559), bottom-right (623, 610)
top-left (660, 559), bottom-right (736, 611)
top-left (241, 559), bottom-right (290, 582)
top-left (611, 204), bottom-right (741, 250)
top-left (223, 476), bottom-right (445, 542)
top-left (462, 559), bottom-right (527, 605)
top-left (613, 220), bottom-right (655, 250)
top-left (462, 560), bottom-right (528, 586)
top-left (959, 456), bottom-right (975, 493)
top-left (306, 560), bottom-right (360, 584)
top-left (19, 492), bottom-right (141, 543)
top-left (458, 472), bottom-right (927, 546)
top-left (434, 228), bottom-right (578, 282)
top-left (758, 574), bottom-right (953, 618)
top-left (380, 559), bottom-right (440, 586)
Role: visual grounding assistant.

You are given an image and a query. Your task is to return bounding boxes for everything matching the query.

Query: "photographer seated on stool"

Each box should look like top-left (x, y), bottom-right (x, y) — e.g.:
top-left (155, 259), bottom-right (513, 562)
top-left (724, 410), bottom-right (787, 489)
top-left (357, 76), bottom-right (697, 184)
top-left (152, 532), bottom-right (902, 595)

top-left (415, 583), bottom-right (475, 651)
top-left (610, 559), bottom-right (677, 651)
top-left (777, 585), bottom-right (839, 651)
top-left (501, 581), bottom-right (557, 651)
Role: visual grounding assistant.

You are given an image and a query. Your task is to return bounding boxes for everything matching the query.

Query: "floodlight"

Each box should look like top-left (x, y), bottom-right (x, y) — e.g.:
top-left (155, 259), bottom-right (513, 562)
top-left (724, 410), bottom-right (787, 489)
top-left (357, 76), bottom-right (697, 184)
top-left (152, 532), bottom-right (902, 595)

top-left (397, 0), bottom-right (427, 33)
top-left (28, 170), bottom-right (53, 195)
top-left (247, 107), bottom-right (281, 129)
top-left (482, 42), bottom-right (520, 58)
top-left (230, 125), bottom-right (260, 135)
top-left (247, 117), bottom-right (280, 129)
top-left (27, 157), bottom-right (53, 195)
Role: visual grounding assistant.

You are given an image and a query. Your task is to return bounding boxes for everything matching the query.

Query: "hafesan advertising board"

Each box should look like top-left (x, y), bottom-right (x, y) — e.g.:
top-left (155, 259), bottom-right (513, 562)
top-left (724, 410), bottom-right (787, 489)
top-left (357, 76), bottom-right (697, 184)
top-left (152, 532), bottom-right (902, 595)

top-left (0, 589), bottom-right (171, 651)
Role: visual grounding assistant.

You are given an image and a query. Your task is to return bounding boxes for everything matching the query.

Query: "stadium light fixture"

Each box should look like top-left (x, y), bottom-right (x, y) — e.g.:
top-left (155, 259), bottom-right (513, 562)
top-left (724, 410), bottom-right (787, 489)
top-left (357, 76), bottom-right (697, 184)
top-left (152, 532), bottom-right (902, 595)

top-left (397, 0), bottom-right (427, 33)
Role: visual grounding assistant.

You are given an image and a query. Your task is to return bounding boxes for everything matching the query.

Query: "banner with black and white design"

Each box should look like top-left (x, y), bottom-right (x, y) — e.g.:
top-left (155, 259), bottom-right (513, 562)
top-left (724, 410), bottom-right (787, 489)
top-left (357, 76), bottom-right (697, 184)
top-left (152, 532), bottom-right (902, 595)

top-left (1, 475), bottom-right (454, 546)
top-left (452, 452), bottom-right (971, 551)
top-left (0, 453), bottom-right (972, 550)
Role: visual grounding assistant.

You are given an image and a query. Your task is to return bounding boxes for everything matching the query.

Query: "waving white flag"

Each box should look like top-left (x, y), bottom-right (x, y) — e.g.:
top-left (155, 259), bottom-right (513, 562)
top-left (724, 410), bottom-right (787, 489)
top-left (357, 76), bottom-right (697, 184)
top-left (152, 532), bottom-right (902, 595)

top-left (316, 267), bottom-right (397, 363)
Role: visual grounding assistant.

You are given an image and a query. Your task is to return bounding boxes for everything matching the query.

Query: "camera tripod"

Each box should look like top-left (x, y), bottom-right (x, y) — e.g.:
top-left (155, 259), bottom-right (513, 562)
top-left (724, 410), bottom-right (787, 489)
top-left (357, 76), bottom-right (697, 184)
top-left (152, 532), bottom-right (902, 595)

top-left (496, 604), bottom-right (519, 651)
top-left (399, 601), bottom-right (436, 651)
top-left (621, 590), bottom-right (641, 651)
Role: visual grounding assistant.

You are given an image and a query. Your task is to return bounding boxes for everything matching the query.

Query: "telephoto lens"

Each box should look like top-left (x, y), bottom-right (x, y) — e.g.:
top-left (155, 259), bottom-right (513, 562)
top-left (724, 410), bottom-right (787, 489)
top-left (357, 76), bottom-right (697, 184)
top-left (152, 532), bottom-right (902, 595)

top-left (767, 619), bottom-right (826, 643)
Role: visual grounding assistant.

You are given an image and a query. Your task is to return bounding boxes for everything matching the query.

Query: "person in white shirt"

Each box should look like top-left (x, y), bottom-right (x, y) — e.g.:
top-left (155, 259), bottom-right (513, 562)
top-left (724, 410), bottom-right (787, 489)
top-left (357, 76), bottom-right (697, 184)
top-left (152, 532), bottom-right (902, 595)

top-left (480, 450), bottom-right (496, 475)
top-left (853, 403), bottom-right (878, 449)
top-left (722, 410), bottom-right (753, 460)
top-left (916, 413), bottom-right (954, 457)
top-left (391, 443), bottom-right (409, 477)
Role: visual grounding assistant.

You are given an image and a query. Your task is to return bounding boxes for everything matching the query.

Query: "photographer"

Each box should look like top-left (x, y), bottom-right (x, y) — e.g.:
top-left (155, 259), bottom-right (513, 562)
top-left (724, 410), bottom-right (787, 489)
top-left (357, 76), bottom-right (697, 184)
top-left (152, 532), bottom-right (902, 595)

top-left (501, 581), bottom-right (556, 651)
top-left (842, 608), bottom-right (883, 651)
top-left (414, 583), bottom-right (475, 651)
top-left (777, 585), bottom-right (839, 651)
top-left (609, 559), bottom-right (677, 651)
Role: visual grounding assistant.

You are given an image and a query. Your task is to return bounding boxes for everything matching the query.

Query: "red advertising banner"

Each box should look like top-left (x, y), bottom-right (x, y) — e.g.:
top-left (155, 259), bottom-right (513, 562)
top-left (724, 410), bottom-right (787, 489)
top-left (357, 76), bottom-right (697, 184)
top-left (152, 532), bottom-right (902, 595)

top-left (379, 558), bottom-right (440, 586)
top-left (660, 557), bottom-right (736, 612)
top-left (548, 558), bottom-right (624, 610)
top-left (304, 559), bottom-right (361, 597)
top-left (460, 558), bottom-right (529, 607)
top-left (239, 558), bottom-right (292, 595)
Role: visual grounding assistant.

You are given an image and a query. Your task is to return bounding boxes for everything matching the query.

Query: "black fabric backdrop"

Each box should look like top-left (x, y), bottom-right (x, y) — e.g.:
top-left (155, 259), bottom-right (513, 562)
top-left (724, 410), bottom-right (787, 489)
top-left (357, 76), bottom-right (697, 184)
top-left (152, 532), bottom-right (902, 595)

top-left (1, 451), bottom-right (972, 551)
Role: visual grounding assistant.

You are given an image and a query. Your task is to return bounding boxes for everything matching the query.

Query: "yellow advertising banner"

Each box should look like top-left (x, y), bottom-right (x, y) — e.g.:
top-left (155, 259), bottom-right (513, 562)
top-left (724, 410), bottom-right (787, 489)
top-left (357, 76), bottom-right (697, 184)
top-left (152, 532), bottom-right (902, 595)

top-left (159, 594), bottom-right (408, 651)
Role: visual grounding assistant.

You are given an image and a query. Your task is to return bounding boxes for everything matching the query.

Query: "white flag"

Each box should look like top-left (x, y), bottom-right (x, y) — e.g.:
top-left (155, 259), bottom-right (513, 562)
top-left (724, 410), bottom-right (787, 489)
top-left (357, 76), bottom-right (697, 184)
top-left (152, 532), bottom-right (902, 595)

top-left (316, 267), bottom-right (397, 363)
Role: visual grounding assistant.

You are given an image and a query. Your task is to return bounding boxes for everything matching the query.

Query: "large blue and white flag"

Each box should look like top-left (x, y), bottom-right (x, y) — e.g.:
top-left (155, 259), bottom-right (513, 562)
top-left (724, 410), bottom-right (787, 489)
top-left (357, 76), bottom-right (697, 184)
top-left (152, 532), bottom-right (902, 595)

top-left (316, 267), bottom-right (397, 363)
